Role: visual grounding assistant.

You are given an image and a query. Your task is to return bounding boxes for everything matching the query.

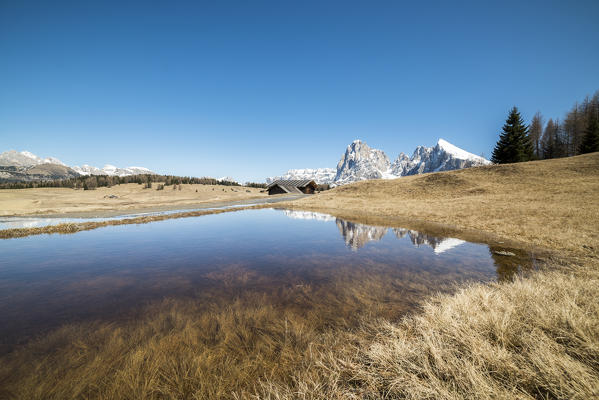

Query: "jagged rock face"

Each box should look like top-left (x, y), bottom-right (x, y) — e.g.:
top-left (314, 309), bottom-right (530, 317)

top-left (266, 168), bottom-right (336, 185)
top-left (390, 153), bottom-right (411, 176)
top-left (335, 219), bottom-right (388, 250)
top-left (335, 140), bottom-right (391, 185)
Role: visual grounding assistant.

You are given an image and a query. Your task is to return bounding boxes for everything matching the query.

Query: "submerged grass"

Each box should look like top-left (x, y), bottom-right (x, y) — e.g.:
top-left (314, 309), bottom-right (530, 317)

top-left (0, 266), bottom-right (426, 399)
top-left (1, 261), bottom-right (597, 399)
top-left (0, 297), bottom-right (315, 399)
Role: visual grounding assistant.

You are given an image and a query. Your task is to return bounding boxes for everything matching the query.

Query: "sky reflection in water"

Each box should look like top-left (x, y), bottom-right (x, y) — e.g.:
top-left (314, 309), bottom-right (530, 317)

top-left (0, 208), bottom-right (532, 353)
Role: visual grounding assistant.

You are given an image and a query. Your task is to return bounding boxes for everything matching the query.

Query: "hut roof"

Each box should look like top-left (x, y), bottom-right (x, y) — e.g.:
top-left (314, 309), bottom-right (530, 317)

top-left (267, 180), bottom-right (316, 194)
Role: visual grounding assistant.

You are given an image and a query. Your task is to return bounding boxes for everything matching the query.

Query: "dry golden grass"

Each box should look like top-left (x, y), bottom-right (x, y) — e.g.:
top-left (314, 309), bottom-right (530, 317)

top-left (258, 264), bottom-right (599, 399)
top-left (1, 154), bottom-right (599, 399)
top-left (0, 183), bottom-right (266, 217)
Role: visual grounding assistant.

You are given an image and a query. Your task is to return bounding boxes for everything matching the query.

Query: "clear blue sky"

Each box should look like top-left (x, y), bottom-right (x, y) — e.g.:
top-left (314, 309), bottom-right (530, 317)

top-left (1, 0), bottom-right (598, 182)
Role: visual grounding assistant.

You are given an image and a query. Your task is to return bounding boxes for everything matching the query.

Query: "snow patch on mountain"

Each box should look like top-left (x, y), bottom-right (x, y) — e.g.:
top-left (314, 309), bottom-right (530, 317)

top-left (437, 138), bottom-right (487, 162)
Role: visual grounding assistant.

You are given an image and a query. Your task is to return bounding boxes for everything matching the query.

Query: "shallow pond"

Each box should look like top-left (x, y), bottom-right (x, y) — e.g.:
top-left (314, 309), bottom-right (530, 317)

top-left (0, 208), bottom-right (534, 354)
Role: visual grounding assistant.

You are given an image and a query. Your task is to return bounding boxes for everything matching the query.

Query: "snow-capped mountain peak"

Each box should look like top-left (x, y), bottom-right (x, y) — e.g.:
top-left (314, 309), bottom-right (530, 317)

top-left (391, 138), bottom-right (490, 176)
top-left (0, 150), bottom-right (66, 167)
top-left (266, 138), bottom-right (490, 186)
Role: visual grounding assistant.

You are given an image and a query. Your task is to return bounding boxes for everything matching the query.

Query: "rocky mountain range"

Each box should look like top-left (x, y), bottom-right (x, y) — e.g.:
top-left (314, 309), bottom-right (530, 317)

top-left (0, 150), bottom-right (155, 182)
top-left (267, 139), bottom-right (490, 185)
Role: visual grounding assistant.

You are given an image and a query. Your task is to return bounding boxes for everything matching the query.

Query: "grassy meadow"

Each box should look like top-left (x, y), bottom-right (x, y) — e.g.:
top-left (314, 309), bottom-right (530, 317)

top-left (1, 153), bottom-right (598, 399)
top-left (0, 183), bottom-right (266, 217)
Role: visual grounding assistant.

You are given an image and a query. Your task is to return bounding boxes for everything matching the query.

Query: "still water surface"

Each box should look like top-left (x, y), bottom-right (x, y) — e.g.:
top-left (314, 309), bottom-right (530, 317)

top-left (0, 208), bottom-right (533, 354)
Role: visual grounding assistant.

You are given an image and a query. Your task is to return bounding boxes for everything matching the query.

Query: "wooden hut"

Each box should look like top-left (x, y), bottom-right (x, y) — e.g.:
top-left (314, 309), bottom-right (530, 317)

top-left (266, 180), bottom-right (317, 195)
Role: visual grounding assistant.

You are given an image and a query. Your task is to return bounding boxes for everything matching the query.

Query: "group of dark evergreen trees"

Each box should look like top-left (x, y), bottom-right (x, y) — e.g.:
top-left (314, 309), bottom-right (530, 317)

top-left (244, 182), bottom-right (268, 189)
top-left (0, 174), bottom-right (242, 190)
top-left (492, 90), bottom-right (599, 164)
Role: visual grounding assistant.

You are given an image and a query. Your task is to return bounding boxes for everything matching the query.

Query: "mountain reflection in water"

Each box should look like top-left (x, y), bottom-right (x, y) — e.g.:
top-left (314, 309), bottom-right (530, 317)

top-left (283, 210), bottom-right (466, 253)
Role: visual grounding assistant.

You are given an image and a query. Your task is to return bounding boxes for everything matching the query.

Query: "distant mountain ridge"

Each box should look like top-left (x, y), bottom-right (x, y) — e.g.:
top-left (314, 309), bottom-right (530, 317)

top-left (71, 164), bottom-right (154, 177)
top-left (266, 168), bottom-right (336, 185)
top-left (267, 139), bottom-right (490, 185)
top-left (0, 150), bottom-right (67, 167)
top-left (0, 150), bottom-right (155, 182)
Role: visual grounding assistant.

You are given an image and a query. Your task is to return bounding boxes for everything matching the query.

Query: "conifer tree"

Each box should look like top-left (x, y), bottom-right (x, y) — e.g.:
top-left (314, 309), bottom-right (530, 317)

top-left (529, 111), bottom-right (544, 158)
top-left (491, 107), bottom-right (534, 164)
top-left (579, 118), bottom-right (599, 154)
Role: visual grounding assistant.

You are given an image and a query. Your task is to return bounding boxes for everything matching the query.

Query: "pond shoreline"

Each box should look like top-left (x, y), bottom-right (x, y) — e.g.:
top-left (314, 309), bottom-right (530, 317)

top-left (1, 193), bottom-right (304, 219)
top-left (0, 204), bottom-right (272, 239)
top-left (1, 200), bottom-right (549, 263)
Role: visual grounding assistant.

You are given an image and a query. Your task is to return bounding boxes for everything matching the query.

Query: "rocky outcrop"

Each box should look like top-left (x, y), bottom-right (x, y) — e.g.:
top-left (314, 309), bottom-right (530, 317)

top-left (334, 140), bottom-right (392, 185)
